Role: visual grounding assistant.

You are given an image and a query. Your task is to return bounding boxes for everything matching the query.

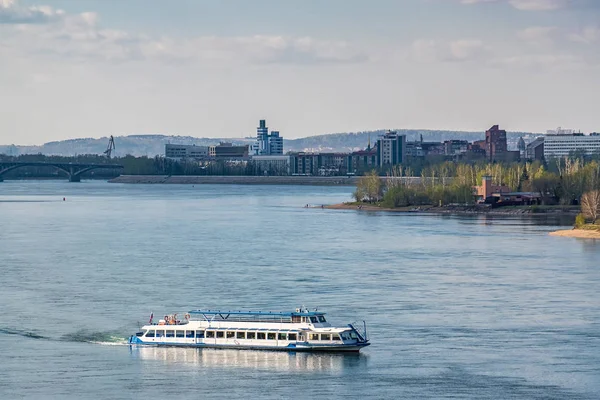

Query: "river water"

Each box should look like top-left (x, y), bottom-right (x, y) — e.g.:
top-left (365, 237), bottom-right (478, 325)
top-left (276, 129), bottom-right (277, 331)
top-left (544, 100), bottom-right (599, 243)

top-left (1, 181), bottom-right (599, 399)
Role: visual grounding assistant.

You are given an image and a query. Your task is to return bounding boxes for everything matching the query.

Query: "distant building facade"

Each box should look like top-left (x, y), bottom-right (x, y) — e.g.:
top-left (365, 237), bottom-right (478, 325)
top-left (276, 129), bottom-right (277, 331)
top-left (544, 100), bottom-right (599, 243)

top-left (474, 175), bottom-right (511, 202)
top-left (543, 133), bottom-right (600, 159)
top-left (444, 140), bottom-right (469, 156)
top-left (485, 125), bottom-right (508, 162)
top-left (251, 155), bottom-right (291, 175)
top-left (525, 137), bottom-right (544, 161)
top-left (209, 142), bottom-right (249, 160)
top-left (165, 144), bottom-right (209, 160)
top-left (255, 120), bottom-right (284, 156)
top-left (376, 130), bottom-right (406, 167)
top-left (289, 152), bottom-right (348, 176)
top-left (347, 144), bottom-right (378, 174)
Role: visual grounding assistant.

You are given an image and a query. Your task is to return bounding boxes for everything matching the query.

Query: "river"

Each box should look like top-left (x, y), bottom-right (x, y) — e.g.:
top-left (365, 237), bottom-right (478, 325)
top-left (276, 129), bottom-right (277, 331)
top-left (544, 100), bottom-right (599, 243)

top-left (1, 181), bottom-right (599, 399)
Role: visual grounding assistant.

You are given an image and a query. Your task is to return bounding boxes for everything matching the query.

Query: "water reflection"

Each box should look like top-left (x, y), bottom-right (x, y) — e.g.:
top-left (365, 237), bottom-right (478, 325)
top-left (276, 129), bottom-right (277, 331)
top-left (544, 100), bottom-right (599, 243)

top-left (130, 346), bottom-right (367, 373)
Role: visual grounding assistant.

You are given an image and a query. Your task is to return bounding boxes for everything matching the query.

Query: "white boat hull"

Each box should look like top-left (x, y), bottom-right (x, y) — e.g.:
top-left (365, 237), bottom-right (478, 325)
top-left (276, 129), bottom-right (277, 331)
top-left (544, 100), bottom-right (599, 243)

top-left (128, 336), bottom-right (369, 352)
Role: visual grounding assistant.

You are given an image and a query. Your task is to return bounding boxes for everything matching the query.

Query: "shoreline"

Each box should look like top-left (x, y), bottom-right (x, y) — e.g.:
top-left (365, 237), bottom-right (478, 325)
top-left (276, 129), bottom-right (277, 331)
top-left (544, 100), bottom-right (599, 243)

top-left (549, 229), bottom-right (600, 239)
top-left (109, 175), bottom-right (358, 186)
top-left (324, 202), bottom-right (578, 217)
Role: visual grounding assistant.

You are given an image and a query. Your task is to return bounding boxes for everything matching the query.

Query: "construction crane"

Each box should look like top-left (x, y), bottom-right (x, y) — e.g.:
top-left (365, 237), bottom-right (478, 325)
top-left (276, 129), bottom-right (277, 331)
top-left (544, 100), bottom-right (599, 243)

top-left (104, 135), bottom-right (116, 158)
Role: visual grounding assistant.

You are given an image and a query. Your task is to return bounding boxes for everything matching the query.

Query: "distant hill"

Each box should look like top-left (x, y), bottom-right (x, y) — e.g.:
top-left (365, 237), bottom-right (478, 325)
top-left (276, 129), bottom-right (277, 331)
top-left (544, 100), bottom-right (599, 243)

top-left (0, 129), bottom-right (538, 156)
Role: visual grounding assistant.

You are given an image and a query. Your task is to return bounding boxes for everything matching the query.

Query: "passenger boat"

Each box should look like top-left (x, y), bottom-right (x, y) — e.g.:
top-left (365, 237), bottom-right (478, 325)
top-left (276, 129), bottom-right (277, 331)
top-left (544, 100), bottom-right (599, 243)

top-left (128, 308), bottom-right (370, 352)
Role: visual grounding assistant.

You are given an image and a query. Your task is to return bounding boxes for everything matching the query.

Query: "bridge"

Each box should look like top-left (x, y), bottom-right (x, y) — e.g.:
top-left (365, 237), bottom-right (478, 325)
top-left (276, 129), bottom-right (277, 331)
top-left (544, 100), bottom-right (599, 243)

top-left (0, 162), bottom-right (124, 182)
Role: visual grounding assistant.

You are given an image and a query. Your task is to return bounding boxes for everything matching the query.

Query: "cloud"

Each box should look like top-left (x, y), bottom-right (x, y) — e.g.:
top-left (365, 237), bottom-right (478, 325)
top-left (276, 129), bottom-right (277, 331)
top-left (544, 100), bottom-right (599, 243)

top-left (569, 27), bottom-right (600, 44)
top-left (460, 0), bottom-right (571, 11)
top-left (490, 53), bottom-right (586, 70)
top-left (0, 1), bottom-right (367, 66)
top-left (412, 38), bottom-right (489, 62)
top-left (517, 26), bottom-right (558, 45)
top-left (0, 0), bottom-right (64, 24)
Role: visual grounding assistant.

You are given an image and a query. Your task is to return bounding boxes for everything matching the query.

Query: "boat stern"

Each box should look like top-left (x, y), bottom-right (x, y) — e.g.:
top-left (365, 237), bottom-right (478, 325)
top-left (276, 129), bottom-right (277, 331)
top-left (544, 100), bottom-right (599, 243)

top-left (128, 333), bottom-right (144, 345)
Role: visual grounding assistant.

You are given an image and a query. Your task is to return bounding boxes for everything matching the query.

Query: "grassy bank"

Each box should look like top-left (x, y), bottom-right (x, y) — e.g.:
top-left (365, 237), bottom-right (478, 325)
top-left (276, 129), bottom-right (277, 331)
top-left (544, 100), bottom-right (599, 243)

top-left (326, 202), bottom-right (578, 216)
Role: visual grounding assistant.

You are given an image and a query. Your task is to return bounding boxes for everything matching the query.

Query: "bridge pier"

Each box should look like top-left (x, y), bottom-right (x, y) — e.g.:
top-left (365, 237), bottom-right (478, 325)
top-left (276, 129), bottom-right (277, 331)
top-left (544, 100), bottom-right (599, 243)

top-left (69, 175), bottom-right (81, 182)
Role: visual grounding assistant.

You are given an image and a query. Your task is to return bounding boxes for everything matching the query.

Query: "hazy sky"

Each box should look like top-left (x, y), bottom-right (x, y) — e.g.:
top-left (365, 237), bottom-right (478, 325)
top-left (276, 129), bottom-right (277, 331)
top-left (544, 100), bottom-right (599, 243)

top-left (1, 0), bottom-right (599, 145)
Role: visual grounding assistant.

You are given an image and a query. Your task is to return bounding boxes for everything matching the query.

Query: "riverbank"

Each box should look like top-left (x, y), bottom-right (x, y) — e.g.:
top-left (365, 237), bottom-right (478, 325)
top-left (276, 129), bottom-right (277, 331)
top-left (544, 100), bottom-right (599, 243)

top-left (110, 175), bottom-right (358, 186)
top-left (324, 202), bottom-right (579, 217)
top-left (549, 229), bottom-right (600, 239)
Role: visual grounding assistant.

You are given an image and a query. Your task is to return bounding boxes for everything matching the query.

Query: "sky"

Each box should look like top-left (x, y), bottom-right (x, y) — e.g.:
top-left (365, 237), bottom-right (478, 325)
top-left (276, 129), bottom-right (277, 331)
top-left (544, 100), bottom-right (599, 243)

top-left (0, 0), bottom-right (599, 145)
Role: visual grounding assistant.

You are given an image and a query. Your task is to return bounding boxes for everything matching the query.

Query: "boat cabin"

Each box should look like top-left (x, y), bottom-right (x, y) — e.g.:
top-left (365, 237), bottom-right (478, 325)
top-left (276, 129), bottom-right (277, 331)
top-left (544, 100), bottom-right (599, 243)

top-left (188, 309), bottom-right (329, 325)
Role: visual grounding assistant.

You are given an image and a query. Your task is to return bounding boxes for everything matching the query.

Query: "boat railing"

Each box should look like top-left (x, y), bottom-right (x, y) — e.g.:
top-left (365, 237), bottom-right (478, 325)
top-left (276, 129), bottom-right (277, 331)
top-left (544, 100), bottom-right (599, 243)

top-left (193, 315), bottom-right (295, 324)
top-left (348, 321), bottom-right (368, 342)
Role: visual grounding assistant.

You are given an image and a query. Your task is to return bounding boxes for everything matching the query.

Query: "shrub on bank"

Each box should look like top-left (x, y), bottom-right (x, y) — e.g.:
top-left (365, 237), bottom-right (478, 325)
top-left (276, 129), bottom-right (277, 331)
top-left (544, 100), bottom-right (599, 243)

top-left (575, 213), bottom-right (586, 228)
top-left (382, 184), bottom-right (475, 208)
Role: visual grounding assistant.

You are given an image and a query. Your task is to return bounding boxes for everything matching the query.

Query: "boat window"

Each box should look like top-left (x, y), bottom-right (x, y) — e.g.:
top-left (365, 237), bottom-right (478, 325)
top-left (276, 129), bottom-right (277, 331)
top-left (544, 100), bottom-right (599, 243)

top-left (340, 332), bottom-right (350, 340)
top-left (247, 332), bottom-right (256, 339)
top-left (206, 331), bottom-right (215, 338)
top-left (216, 331), bottom-right (224, 338)
top-left (136, 331), bottom-right (144, 337)
top-left (349, 331), bottom-right (358, 339)
top-left (309, 333), bottom-right (319, 341)
top-left (310, 317), bottom-right (318, 323)
top-left (278, 333), bottom-right (287, 340)
top-left (301, 317), bottom-right (306, 323)
top-left (318, 316), bottom-right (326, 323)
top-left (320, 334), bottom-right (331, 341)
top-left (288, 333), bottom-right (297, 341)
top-left (176, 330), bottom-right (185, 338)
top-left (226, 331), bottom-right (235, 339)
top-left (257, 332), bottom-right (266, 340)
top-left (196, 330), bottom-right (205, 338)
top-left (166, 330), bottom-right (175, 338)
top-left (292, 316), bottom-right (301, 323)
top-left (186, 331), bottom-right (194, 338)
top-left (236, 331), bottom-right (245, 339)
top-left (145, 330), bottom-right (155, 338)
top-left (156, 330), bottom-right (165, 338)
top-left (331, 334), bottom-right (340, 341)
top-left (267, 332), bottom-right (276, 340)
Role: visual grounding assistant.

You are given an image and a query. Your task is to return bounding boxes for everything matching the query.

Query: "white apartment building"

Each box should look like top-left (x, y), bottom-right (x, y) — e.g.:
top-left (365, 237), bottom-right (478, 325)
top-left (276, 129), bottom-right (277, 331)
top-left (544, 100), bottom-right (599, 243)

top-left (543, 133), bottom-right (600, 159)
top-left (165, 144), bottom-right (209, 160)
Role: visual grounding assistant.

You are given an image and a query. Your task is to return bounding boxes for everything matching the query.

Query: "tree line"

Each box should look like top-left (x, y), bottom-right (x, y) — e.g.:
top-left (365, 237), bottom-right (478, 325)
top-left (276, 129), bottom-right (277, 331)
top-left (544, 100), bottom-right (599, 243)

top-left (354, 159), bottom-right (600, 216)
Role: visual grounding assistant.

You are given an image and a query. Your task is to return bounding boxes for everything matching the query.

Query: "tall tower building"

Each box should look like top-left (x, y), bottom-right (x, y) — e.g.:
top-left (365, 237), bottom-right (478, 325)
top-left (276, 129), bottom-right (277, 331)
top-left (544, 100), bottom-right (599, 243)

top-left (254, 119), bottom-right (284, 156)
top-left (257, 120), bottom-right (269, 155)
top-left (485, 125), bottom-right (507, 162)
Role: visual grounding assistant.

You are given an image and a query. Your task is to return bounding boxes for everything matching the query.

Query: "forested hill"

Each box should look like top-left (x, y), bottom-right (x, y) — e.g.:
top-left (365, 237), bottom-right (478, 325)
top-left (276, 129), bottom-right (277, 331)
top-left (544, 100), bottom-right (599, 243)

top-left (0, 129), bottom-right (536, 157)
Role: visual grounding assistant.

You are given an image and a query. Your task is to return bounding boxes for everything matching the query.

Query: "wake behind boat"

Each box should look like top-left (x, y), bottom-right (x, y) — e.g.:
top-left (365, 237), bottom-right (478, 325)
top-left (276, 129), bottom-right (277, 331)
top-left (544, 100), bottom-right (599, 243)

top-left (128, 307), bottom-right (370, 352)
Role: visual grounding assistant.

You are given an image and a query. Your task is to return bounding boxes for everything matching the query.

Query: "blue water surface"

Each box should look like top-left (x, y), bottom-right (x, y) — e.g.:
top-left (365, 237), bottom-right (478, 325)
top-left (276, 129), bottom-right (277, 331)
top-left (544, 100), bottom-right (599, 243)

top-left (1, 181), bottom-right (599, 399)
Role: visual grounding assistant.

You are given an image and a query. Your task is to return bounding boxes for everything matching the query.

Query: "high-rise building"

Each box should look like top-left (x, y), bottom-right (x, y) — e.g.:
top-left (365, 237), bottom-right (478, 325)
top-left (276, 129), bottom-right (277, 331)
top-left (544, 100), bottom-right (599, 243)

top-left (256, 120), bottom-right (269, 155)
top-left (254, 120), bottom-right (284, 156)
top-left (269, 131), bottom-right (283, 155)
top-left (485, 125), bottom-right (507, 161)
top-left (376, 130), bottom-right (406, 167)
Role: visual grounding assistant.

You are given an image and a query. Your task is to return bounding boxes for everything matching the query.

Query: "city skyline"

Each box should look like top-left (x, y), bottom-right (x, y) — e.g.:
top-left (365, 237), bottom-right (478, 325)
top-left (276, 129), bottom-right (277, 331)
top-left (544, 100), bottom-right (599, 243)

top-left (1, 0), bottom-right (599, 145)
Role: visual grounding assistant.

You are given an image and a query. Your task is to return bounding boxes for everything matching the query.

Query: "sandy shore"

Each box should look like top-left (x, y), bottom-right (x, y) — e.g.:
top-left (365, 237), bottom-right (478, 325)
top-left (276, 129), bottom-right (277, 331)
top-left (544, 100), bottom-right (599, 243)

top-left (549, 229), bottom-right (600, 239)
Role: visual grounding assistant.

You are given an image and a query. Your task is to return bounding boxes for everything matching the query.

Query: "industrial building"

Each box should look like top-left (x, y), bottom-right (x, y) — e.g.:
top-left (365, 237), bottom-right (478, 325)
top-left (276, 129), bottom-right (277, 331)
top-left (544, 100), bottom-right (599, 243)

top-left (543, 133), bottom-right (600, 159)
